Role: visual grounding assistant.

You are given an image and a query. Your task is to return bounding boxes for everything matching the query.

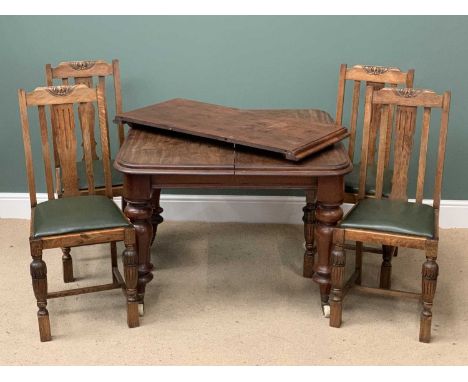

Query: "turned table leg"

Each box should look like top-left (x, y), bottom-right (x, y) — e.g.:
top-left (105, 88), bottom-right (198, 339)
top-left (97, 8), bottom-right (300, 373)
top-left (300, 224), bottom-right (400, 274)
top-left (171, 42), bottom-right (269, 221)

top-left (303, 189), bottom-right (317, 278)
top-left (123, 175), bottom-right (154, 316)
top-left (313, 175), bottom-right (344, 317)
top-left (150, 188), bottom-right (164, 246)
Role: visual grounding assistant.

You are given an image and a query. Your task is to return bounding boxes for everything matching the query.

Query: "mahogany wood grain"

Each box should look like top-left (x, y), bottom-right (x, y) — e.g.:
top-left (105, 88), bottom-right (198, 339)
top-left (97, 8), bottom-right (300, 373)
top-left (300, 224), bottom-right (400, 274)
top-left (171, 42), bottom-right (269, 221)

top-left (115, 99), bottom-right (348, 161)
top-left (114, 108), bottom-right (352, 315)
top-left (115, 128), bottom-right (351, 178)
top-left (116, 128), bottom-right (235, 175)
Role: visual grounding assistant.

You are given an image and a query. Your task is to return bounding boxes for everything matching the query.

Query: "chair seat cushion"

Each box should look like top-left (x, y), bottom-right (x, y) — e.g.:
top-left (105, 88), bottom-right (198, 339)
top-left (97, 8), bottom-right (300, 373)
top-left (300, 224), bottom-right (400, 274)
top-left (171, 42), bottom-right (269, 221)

top-left (76, 159), bottom-right (123, 191)
top-left (339, 198), bottom-right (435, 238)
top-left (32, 195), bottom-right (131, 239)
top-left (345, 162), bottom-right (392, 196)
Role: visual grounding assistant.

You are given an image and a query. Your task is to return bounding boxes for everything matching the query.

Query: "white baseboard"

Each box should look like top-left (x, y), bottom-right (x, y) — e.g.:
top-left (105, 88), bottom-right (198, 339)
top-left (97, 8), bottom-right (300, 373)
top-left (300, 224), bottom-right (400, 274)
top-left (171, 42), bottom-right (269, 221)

top-left (1, 193), bottom-right (467, 228)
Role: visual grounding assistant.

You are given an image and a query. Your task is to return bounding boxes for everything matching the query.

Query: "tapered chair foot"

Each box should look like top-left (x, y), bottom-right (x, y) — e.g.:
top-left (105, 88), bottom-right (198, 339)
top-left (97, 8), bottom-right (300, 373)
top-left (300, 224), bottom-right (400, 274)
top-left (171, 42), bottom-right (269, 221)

top-left (379, 245), bottom-right (393, 289)
top-left (127, 302), bottom-right (140, 328)
top-left (62, 247), bottom-right (74, 283)
top-left (38, 313), bottom-right (52, 342)
top-left (419, 314), bottom-right (432, 343)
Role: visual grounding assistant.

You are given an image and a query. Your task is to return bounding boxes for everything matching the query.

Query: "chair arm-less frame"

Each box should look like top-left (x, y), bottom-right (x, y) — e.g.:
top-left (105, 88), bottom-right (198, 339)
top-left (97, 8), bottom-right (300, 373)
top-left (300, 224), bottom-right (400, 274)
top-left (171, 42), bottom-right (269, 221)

top-left (329, 86), bottom-right (451, 343)
top-left (18, 84), bottom-right (139, 341)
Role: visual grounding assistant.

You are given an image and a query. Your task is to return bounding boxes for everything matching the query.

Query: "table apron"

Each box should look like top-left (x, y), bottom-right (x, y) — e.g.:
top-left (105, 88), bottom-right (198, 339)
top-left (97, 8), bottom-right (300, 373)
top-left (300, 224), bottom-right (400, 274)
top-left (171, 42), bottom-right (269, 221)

top-left (149, 174), bottom-right (320, 189)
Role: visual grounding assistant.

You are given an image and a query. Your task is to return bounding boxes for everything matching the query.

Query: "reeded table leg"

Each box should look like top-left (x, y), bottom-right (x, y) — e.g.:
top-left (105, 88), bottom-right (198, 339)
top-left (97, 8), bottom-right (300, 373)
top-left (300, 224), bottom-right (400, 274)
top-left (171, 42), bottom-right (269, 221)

top-left (123, 175), bottom-right (153, 316)
top-left (313, 175), bottom-right (344, 317)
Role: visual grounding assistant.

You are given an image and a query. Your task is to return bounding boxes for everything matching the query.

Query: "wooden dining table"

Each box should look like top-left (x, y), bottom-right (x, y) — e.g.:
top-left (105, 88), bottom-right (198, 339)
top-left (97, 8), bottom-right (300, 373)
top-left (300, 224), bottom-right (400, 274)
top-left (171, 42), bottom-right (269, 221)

top-left (114, 107), bottom-right (352, 317)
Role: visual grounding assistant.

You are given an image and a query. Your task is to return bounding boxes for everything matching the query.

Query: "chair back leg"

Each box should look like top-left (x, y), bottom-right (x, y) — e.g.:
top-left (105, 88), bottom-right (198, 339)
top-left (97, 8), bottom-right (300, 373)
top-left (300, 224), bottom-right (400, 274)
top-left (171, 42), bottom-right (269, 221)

top-left (61, 247), bottom-right (74, 283)
top-left (379, 245), bottom-right (394, 289)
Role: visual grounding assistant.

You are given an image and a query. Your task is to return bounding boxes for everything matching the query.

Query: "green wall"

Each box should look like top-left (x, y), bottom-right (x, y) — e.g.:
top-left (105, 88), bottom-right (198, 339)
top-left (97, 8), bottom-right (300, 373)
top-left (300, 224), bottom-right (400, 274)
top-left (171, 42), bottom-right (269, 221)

top-left (0, 16), bottom-right (466, 198)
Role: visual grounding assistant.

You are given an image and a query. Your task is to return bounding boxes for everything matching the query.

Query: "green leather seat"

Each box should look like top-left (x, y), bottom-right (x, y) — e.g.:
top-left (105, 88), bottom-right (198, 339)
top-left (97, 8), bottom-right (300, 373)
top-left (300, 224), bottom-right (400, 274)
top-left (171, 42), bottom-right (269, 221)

top-left (345, 163), bottom-right (392, 197)
top-left (339, 198), bottom-right (435, 238)
top-left (76, 159), bottom-right (123, 191)
top-left (32, 195), bottom-right (131, 239)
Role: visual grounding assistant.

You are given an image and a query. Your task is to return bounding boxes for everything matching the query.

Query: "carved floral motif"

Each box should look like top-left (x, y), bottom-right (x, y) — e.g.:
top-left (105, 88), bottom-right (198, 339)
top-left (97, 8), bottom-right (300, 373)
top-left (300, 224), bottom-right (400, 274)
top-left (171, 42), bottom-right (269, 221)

top-left (362, 65), bottom-right (390, 75)
top-left (394, 88), bottom-right (421, 98)
top-left (69, 60), bottom-right (96, 70)
top-left (45, 86), bottom-right (76, 96)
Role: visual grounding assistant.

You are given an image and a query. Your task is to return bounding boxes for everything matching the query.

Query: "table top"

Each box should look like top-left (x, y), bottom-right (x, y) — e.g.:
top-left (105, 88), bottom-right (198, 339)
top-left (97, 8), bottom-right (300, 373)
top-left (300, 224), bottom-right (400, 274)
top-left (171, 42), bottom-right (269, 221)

top-left (114, 110), bottom-right (352, 177)
top-left (115, 99), bottom-right (348, 161)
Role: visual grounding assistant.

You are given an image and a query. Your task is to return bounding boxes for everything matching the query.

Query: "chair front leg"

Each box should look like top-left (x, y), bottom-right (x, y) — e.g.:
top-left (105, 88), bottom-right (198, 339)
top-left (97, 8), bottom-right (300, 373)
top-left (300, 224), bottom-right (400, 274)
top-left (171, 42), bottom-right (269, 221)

top-left (123, 229), bottom-right (139, 328)
top-left (330, 230), bottom-right (346, 328)
top-left (61, 247), bottom-right (74, 283)
top-left (420, 256), bottom-right (439, 343)
top-left (30, 241), bottom-right (51, 342)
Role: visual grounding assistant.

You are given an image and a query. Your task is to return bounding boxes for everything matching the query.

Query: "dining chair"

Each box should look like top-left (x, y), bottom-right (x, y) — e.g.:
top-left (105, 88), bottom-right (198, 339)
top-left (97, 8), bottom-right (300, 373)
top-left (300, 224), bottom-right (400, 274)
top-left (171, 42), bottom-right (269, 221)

top-left (45, 59), bottom-right (163, 282)
top-left (18, 84), bottom-right (139, 341)
top-left (336, 64), bottom-right (415, 203)
top-left (329, 86), bottom-right (451, 343)
top-left (45, 60), bottom-right (125, 197)
top-left (303, 64), bottom-right (414, 279)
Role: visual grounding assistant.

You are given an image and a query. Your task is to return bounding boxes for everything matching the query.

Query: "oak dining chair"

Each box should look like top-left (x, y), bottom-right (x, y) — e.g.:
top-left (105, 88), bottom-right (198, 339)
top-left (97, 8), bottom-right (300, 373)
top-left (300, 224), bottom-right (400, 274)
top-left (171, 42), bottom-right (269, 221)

top-left (45, 60), bottom-right (125, 197)
top-left (336, 64), bottom-right (415, 203)
top-left (18, 84), bottom-right (139, 341)
top-left (329, 86), bottom-right (451, 343)
top-left (45, 59), bottom-right (162, 281)
top-left (303, 64), bottom-right (414, 278)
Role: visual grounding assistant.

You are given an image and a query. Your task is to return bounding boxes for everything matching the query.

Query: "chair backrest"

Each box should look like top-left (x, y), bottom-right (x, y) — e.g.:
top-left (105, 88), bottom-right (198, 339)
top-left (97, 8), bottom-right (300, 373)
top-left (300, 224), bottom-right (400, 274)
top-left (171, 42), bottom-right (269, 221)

top-left (45, 59), bottom-right (124, 166)
top-left (18, 84), bottom-right (113, 208)
top-left (336, 64), bottom-right (415, 166)
top-left (358, 87), bottom-right (451, 210)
